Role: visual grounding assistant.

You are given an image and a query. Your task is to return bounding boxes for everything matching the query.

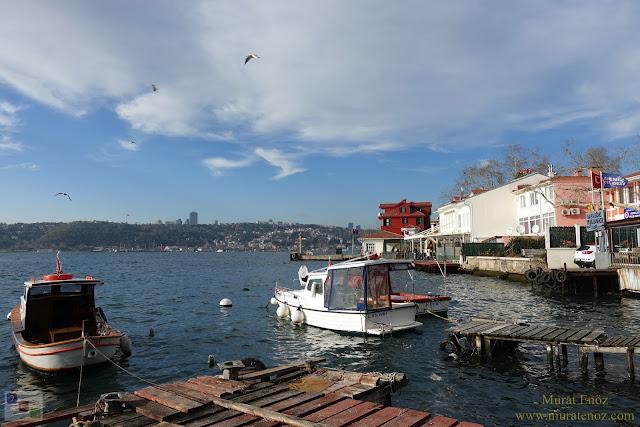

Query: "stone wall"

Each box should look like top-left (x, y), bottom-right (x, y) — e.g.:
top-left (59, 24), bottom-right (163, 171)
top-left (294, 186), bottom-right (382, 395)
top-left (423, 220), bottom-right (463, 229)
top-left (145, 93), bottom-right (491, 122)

top-left (464, 256), bottom-right (546, 275)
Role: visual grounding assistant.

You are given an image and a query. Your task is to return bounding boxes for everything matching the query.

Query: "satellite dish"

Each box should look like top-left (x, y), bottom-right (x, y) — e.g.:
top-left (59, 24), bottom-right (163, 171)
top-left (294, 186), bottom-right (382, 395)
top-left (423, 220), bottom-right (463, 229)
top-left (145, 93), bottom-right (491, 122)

top-left (531, 225), bottom-right (540, 233)
top-left (516, 225), bottom-right (525, 234)
top-left (298, 265), bottom-right (309, 284)
top-left (506, 227), bottom-right (513, 235)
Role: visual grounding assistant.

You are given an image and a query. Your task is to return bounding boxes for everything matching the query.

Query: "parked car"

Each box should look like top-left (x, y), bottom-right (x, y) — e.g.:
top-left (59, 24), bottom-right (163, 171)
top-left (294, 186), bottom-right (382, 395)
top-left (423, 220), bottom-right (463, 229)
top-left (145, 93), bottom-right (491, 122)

top-left (574, 245), bottom-right (597, 268)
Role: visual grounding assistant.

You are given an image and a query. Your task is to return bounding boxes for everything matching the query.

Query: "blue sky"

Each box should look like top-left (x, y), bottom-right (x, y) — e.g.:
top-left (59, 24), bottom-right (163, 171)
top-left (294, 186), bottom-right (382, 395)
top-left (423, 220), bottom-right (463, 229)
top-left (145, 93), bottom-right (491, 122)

top-left (2, 1), bottom-right (640, 228)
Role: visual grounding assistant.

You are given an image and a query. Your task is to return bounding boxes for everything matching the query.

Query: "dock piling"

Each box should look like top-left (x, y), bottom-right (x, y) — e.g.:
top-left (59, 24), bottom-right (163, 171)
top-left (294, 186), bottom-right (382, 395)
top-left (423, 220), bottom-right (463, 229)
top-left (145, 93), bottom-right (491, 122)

top-left (627, 347), bottom-right (635, 379)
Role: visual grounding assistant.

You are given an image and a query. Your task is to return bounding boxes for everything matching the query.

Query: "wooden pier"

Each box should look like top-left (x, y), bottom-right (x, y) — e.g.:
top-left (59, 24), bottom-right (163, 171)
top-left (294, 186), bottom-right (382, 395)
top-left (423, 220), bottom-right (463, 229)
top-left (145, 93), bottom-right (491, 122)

top-left (413, 261), bottom-right (461, 274)
top-left (2, 358), bottom-right (483, 427)
top-left (445, 319), bottom-right (640, 376)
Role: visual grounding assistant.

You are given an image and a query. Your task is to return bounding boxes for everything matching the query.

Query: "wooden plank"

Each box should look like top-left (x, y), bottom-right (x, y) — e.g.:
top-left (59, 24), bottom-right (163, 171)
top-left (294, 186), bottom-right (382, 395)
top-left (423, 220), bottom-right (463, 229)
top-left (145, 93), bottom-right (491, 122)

top-left (460, 322), bottom-right (500, 334)
top-left (232, 385), bottom-right (293, 404)
top-left (320, 401), bottom-right (381, 426)
top-left (207, 413), bottom-right (260, 427)
top-left (609, 336), bottom-right (628, 347)
top-left (447, 321), bottom-right (486, 334)
top-left (580, 331), bottom-right (607, 344)
top-left (456, 422), bottom-right (485, 427)
top-left (554, 328), bottom-right (583, 342)
top-left (239, 358), bottom-right (325, 381)
top-left (498, 324), bottom-right (538, 337)
top-left (303, 399), bottom-right (363, 423)
top-left (530, 327), bottom-right (561, 340)
top-left (109, 415), bottom-right (158, 427)
top-left (420, 415), bottom-right (458, 426)
top-left (539, 328), bottom-right (571, 341)
top-left (284, 394), bottom-right (347, 418)
top-left (183, 408), bottom-right (242, 427)
top-left (125, 393), bottom-right (180, 423)
top-left (193, 376), bottom-right (251, 390)
top-left (566, 329), bottom-right (597, 343)
top-left (518, 325), bottom-right (555, 339)
top-left (265, 392), bottom-right (325, 413)
top-left (160, 383), bottom-right (216, 404)
top-left (185, 379), bottom-right (235, 397)
top-left (1, 403), bottom-right (96, 427)
top-left (626, 337), bottom-right (640, 347)
top-left (99, 411), bottom-right (148, 426)
top-left (135, 386), bottom-right (203, 413)
top-left (375, 409), bottom-right (430, 427)
top-left (617, 337), bottom-right (637, 347)
top-left (348, 406), bottom-right (405, 426)
top-left (501, 325), bottom-right (534, 338)
top-left (602, 336), bottom-right (622, 346)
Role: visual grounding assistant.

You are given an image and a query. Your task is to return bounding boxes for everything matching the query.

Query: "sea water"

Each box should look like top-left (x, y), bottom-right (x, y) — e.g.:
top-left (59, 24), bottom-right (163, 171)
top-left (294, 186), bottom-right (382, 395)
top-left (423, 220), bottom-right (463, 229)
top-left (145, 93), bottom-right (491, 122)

top-left (1, 252), bottom-right (639, 425)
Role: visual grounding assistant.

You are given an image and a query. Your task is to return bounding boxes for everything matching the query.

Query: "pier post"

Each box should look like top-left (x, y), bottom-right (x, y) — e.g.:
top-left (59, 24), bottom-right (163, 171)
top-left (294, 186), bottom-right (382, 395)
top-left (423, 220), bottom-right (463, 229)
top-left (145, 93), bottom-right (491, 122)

top-left (546, 343), bottom-right (554, 370)
top-left (580, 350), bottom-right (589, 374)
top-left (554, 343), bottom-right (561, 373)
top-left (475, 335), bottom-right (483, 356)
top-left (627, 347), bottom-right (635, 379)
top-left (593, 275), bottom-right (598, 296)
top-left (561, 344), bottom-right (568, 367)
top-left (594, 352), bottom-right (605, 372)
top-left (484, 337), bottom-right (492, 358)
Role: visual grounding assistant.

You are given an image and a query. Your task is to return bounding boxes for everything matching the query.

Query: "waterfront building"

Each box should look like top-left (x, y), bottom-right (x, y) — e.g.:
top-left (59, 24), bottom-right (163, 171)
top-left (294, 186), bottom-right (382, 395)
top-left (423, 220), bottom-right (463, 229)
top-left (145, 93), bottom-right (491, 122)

top-left (358, 230), bottom-right (405, 255)
top-left (378, 199), bottom-right (431, 235)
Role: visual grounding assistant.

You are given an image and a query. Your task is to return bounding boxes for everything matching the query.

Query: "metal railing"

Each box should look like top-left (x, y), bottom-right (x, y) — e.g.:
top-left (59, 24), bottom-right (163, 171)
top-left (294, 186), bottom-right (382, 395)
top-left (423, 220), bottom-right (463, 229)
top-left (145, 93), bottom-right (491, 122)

top-left (611, 250), bottom-right (640, 267)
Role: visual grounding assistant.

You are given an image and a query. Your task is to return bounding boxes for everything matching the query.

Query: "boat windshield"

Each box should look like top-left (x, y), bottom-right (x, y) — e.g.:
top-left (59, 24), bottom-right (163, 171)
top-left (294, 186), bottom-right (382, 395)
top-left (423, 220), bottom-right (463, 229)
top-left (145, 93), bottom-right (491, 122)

top-left (366, 264), bottom-right (391, 309)
top-left (327, 266), bottom-right (364, 310)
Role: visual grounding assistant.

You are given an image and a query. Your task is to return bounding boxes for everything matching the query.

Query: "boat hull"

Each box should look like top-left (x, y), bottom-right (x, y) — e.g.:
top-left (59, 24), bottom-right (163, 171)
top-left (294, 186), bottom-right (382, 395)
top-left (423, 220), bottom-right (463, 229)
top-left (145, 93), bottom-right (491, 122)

top-left (276, 294), bottom-right (421, 335)
top-left (12, 330), bottom-right (122, 371)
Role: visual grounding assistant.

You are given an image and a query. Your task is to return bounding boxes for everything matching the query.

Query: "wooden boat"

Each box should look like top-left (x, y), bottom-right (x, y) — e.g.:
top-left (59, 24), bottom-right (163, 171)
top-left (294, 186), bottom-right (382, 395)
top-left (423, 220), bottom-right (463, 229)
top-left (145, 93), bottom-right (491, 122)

top-left (273, 255), bottom-right (434, 335)
top-left (8, 253), bottom-right (128, 371)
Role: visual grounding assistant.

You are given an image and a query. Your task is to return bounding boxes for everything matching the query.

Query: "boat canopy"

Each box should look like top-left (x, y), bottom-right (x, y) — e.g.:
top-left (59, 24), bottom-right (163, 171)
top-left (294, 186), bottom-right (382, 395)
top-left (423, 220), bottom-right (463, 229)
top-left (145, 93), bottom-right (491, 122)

top-left (325, 261), bottom-right (411, 311)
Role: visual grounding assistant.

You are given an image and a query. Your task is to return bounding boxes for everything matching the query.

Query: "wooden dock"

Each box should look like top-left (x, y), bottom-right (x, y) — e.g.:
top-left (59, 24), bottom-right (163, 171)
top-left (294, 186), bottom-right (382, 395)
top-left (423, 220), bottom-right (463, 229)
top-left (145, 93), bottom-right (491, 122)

top-left (289, 253), bottom-right (359, 262)
top-left (445, 319), bottom-right (640, 376)
top-left (2, 358), bottom-right (483, 427)
top-left (413, 261), bottom-right (461, 274)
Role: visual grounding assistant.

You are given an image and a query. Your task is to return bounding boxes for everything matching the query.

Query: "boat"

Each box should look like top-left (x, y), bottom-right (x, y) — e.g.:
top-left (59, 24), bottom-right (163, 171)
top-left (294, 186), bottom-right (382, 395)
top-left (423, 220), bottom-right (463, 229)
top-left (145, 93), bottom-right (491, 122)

top-left (272, 255), bottom-right (448, 335)
top-left (8, 252), bottom-right (130, 371)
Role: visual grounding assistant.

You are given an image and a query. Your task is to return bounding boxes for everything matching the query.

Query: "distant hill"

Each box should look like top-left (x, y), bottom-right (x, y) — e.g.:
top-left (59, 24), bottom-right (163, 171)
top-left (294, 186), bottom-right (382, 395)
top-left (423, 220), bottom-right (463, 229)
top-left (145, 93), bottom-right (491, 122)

top-left (0, 221), bottom-right (370, 252)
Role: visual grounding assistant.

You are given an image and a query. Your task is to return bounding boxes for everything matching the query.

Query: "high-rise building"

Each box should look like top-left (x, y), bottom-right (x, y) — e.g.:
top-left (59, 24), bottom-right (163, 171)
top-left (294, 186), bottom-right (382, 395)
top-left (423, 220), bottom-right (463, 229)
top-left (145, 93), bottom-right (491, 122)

top-left (189, 211), bottom-right (198, 225)
top-left (348, 222), bottom-right (354, 230)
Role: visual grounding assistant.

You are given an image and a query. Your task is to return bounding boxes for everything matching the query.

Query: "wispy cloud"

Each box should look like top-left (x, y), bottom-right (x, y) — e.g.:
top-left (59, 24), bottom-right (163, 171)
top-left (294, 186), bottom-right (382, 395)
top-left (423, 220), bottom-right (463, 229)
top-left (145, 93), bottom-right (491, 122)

top-left (118, 139), bottom-right (139, 151)
top-left (202, 154), bottom-right (255, 176)
top-left (0, 101), bottom-right (22, 129)
top-left (0, 136), bottom-right (25, 154)
top-left (0, 162), bottom-right (39, 170)
top-left (255, 147), bottom-right (306, 180)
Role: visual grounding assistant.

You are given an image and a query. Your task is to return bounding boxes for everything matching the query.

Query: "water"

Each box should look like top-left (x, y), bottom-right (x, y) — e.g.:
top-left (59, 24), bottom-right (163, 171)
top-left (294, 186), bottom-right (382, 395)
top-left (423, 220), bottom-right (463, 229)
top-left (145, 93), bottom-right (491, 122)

top-left (1, 252), bottom-right (640, 425)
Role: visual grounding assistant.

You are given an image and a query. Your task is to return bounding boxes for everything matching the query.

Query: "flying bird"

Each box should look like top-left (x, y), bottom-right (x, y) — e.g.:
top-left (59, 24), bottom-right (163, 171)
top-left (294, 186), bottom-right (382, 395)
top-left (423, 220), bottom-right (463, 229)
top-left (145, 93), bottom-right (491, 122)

top-left (244, 54), bottom-right (259, 65)
top-left (131, 141), bottom-right (136, 145)
top-left (149, 84), bottom-right (157, 91)
top-left (54, 192), bottom-right (71, 201)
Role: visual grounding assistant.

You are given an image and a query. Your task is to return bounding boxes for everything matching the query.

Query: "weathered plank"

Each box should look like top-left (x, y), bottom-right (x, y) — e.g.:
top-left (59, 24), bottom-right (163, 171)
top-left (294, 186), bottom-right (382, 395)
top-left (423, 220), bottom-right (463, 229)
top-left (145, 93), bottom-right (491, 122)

top-left (185, 379), bottom-right (235, 397)
top-left (303, 398), bottom-right (363, 423)
top-left (320, 401), bottom-right (381, 426)
top-left (566, 329), bottom-right (596, 343)
top-left (501, 324), bottom-right (540, 337)
top-left (459, 322), bottom-right (499, 334)
top-left (265, 392), bottom-right (324, 413)
top-left (126, 393), bottom-right (180, 423)
top-left (283, 394), bottom-right (347, 418)
top-left (238, 358), bottom-right (325, 381)
top-left (553, 328), bottom-right (583, 342)
top-left (421, 415), bottom-right (458, 426)
top-left (374, 409), bottom-right (430, 427)
top-left (348, 406), bottom-right (405, 426)
top-left (502, 325), bottom-right (535, 338)
top-left (160, 383), bottom-right (216, 404)
top-left (529, 327), bottom-right (561, 340)
top-left (579, 330), bottom-right (606, 344)
top-left (193, 376), bottom-right (250, 390)
top-left (135, 386), bottom-right (203, 413)
top-left (540, 328), bottom-right (571, 341)
top-left (456, 421), bottom-right (485, 427)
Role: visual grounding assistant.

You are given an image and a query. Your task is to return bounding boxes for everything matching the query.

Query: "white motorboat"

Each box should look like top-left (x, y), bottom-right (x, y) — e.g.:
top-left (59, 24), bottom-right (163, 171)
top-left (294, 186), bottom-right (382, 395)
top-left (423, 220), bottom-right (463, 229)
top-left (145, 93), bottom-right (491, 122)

top-left (9, 253), bottom-right (129, 371)
top-left (273, 255), bottom-right (433, 335)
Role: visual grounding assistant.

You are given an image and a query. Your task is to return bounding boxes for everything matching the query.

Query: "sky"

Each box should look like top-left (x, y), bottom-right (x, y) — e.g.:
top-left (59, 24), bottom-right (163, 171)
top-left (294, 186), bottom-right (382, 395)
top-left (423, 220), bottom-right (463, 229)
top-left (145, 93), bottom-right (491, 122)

top-left (2, 1), bottom-right (640, 228)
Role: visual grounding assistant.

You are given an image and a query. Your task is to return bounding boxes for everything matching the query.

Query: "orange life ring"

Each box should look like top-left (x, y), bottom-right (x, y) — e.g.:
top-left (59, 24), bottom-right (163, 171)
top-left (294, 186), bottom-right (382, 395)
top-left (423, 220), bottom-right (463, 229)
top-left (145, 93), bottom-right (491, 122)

top-left (347, 276), bottom-right (363, 288)
top-left (43, 273), bottom-right (74, 281)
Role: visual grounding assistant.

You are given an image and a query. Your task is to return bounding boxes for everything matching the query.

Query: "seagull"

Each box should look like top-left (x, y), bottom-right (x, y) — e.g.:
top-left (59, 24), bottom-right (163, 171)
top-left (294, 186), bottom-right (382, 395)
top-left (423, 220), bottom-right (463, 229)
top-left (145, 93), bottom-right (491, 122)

top-left (149, 84), bottom-right (157, 91)
top-left (54, 192), bottom-right (71, 201)
top-left (131, 141), bottom-right (136, 145)
top-left (244, 54), bottom-right (259, 65)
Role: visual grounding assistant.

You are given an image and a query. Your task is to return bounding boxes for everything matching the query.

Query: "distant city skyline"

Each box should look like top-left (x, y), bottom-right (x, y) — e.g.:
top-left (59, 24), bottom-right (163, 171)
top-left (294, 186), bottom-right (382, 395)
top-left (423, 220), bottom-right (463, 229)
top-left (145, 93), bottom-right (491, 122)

top-left (2, 3), bottom-right (640, 227)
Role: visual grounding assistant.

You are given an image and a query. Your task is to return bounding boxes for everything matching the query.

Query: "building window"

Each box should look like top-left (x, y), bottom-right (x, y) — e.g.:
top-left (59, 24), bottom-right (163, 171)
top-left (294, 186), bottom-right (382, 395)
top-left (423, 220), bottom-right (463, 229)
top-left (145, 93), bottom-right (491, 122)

top-left (416, 218), bottom-right (423, 225)
top-left (542, 212), bottom-right (555, 232)
top-left (544, 185), bottom-right (554, 202)
top-left (365, 243), bottom-right (376, 253)
top-left (529, 215), bottom-right (541, 233)
top-left (399, 206), bottom-right (407, 213)
top-left (619, 189), bottom-right (625, 204)
top-left (629, 186), bottom-right (635, 204)
top-left (402, 218), bottom-right (408, 224)
top-left (383, 218), bottom-right (391, 226)
top-left (529, 192), bottom-right (539, 206)
top-left (519, 195), bottom-right (526, 208)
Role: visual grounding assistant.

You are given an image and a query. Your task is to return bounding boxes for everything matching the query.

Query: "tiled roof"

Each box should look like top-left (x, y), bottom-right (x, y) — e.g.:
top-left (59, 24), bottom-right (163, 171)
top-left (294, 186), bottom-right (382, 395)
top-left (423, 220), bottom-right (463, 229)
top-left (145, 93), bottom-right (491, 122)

top-left (360, 230), bottom-right (404, 239)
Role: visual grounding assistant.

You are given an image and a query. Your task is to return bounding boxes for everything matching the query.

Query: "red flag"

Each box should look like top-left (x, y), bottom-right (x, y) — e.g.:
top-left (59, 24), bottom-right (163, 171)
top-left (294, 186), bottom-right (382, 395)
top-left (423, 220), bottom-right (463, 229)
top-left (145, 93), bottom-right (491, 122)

top-left (591, 172), bottom-right (602, 189)
top-left (126, 213), bottom-right (130, 216)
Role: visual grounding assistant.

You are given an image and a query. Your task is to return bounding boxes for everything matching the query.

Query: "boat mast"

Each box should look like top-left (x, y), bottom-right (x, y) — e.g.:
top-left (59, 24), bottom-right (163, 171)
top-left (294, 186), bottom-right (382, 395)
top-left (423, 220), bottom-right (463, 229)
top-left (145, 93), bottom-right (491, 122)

top-left (299, 233), bottom-right (302, 254)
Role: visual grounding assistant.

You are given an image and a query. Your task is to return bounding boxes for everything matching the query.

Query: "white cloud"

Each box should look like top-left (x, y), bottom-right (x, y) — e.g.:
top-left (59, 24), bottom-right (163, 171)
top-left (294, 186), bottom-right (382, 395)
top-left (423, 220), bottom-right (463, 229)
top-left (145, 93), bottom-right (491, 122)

top-left (0, 135), bottom-right (24, 154)
top-left (0, 101), bottom-right (22, 129)
top-left (0, 162), bottom-right (39, 170)
top-left (3, 1), bottom-right (640, 156)
top-left (118, 139), bottom-right (139, 151)
top-left (254, 147), bottom-right (306, 179)
top-left (202, 155), bottom-right (255, 176)
top-left (607, 111), bottom-right (640, 140)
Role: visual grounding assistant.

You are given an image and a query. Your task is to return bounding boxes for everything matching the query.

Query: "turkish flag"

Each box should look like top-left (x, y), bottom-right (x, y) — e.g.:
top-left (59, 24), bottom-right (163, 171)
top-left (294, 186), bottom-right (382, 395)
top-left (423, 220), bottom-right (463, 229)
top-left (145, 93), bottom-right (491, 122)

top-left (592, 173), bottom-right (602, 189)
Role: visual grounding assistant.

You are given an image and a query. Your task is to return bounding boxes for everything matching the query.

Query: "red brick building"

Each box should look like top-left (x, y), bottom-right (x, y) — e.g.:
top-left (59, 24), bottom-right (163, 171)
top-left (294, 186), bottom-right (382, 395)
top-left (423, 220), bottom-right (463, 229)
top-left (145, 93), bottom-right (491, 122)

top-left (378, 199), bottom-right (432, 235)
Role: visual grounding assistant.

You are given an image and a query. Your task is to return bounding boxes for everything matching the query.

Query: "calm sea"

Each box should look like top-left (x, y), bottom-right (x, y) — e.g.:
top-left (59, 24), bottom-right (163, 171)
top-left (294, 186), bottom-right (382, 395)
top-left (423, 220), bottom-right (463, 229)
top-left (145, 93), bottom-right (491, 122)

top-left (1, 252), bottom-right (639, 425)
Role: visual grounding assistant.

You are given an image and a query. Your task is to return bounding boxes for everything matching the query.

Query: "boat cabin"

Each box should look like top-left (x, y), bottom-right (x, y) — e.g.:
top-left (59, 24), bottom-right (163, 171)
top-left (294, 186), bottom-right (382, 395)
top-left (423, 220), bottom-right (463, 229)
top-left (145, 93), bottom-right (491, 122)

top-left (20, 278), bottom-right (103, 345)
top-left (301, 260), bottom-right (414, 312)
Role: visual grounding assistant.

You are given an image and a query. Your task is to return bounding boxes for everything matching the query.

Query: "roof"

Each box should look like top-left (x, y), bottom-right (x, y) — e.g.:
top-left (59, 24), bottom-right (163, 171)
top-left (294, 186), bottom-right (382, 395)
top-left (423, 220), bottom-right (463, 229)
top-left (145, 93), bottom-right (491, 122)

top-left (379, 200), bottom-right (432, 209)
top-left (359, 230), bottom-right (404, 240)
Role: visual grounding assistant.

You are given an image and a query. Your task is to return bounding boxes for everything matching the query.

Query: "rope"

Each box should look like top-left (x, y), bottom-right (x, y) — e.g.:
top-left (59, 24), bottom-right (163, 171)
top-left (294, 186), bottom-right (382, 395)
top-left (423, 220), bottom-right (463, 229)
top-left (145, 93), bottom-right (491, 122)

top-left (423, 309), bottom-right (456, 322)
top-left (76, 339), bottom-right (87, 407)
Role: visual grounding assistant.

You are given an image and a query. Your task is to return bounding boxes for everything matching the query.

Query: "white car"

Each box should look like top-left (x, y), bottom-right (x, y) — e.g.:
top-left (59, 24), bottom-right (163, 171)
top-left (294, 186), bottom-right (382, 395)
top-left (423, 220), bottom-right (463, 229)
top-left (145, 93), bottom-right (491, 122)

top-left (574, 245), bottom-right (597, 268)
